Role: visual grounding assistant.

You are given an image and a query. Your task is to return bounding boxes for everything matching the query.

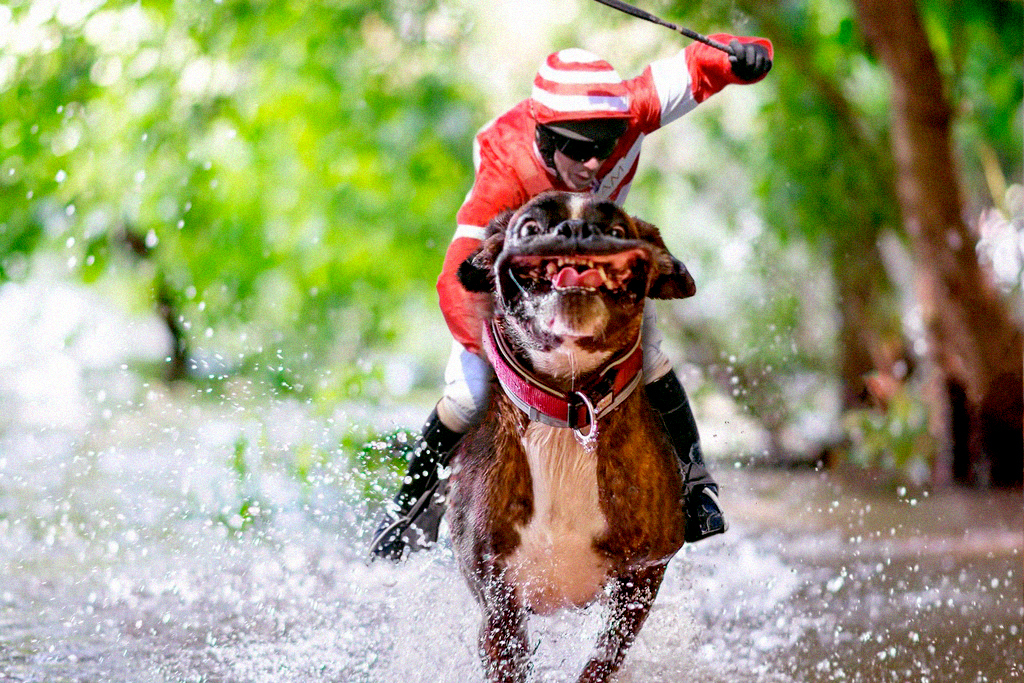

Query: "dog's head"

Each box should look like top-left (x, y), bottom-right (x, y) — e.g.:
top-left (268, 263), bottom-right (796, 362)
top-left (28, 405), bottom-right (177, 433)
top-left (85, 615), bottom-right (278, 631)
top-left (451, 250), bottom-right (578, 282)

top-left (458, 192), bottom-right (694, 375)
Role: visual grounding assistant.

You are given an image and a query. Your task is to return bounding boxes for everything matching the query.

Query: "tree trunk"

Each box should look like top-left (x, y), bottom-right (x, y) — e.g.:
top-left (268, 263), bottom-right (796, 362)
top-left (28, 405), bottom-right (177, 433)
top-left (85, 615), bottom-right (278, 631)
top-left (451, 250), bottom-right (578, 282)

top-left (120, 228), bottom-right (191, 383)
top-left (833, 243), bottom-right (907, 412)
top-left (853, 0), bottom-right (1023, 488)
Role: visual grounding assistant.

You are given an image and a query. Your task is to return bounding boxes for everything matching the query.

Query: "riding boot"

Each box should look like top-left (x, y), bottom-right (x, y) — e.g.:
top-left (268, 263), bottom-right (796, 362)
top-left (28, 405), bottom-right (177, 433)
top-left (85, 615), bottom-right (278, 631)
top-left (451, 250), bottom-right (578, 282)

top-left (368, 408), bottom-right (463, 562)
top-left (644, 371), bottom-right (728, 542)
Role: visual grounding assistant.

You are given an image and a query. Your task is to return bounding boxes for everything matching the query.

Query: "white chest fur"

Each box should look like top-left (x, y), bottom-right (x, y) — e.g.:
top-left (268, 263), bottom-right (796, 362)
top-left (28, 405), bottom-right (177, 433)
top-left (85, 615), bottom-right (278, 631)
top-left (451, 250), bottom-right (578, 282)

top-left (506, 422), bottom-right (610, 614)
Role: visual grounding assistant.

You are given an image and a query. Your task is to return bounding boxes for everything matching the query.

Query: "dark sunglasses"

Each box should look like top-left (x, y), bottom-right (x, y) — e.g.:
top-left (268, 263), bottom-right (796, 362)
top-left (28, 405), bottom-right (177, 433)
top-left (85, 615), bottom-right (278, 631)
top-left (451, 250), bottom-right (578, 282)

top-left (548, 129), bottom-right (620, 163)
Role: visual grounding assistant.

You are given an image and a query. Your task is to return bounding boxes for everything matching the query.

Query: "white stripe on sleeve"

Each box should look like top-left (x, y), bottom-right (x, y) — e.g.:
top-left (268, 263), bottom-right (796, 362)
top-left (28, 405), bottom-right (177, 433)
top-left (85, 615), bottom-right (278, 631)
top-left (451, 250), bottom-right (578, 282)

top-left (649, 49), bottom-right (698, 127)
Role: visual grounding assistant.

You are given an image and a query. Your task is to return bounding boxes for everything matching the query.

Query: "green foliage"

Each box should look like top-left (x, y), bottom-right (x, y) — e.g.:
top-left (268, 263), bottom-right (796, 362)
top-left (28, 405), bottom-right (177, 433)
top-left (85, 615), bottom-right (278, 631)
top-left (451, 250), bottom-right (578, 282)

top-left (1, 0), bottom-right (480, 387)
top-left (5, 0), bottom-right (1019, 478)
top-left (195, 407), bottom-right (417, 534)
top-left (736, 0), bottom-right (898, 250)
top-left (343, 425), bottom-right (417, 504)
top-left (738, 0), bottom-right (1022, 246)
top-left (648, 0), bottom-right (1021, 467)
top-left (215, 434), bottom-right (270, 534)
top-left (843, 386), bottom-right (935, 483)
top-left (923, 0), bottom-right (1024, 205)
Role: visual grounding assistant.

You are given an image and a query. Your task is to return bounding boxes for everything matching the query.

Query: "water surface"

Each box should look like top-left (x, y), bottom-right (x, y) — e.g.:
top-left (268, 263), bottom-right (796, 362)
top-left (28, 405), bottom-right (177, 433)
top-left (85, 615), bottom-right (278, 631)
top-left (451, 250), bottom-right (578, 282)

top-left (0, 391), bottom-right (1019, 683)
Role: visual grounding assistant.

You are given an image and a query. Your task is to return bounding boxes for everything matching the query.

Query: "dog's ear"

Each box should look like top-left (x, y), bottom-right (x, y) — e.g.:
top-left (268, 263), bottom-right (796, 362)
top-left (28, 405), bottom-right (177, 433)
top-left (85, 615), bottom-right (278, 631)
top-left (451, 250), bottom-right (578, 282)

top-left (633, 217), bottom-right (696, 300)
top-left (650, 254), bottom-right (696, 299)
top-left (457, 213), bottom-right (510, 293)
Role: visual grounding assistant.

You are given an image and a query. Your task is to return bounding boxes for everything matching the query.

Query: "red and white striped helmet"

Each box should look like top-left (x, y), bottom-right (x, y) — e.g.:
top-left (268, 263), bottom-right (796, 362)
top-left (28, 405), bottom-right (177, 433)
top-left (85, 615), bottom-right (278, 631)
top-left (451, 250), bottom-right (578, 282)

top-left (529, 49), bottom-right (630, 124)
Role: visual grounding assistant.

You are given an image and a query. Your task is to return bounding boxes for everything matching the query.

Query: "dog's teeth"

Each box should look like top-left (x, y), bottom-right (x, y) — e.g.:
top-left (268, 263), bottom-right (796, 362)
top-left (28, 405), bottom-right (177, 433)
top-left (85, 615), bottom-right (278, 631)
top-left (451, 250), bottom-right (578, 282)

top-left (546, 262), bottom-right (558, 276)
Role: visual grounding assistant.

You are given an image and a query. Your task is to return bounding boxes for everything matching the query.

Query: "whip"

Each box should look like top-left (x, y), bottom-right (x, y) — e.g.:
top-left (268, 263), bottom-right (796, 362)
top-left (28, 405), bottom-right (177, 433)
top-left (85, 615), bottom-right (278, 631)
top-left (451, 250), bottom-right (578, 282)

top-left (590, 0), bottom-right (735, 56)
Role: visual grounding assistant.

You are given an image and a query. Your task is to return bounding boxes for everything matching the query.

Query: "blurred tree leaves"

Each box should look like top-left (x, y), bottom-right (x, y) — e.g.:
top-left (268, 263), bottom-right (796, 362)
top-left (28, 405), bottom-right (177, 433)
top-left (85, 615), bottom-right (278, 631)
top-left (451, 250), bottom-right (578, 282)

top-left (1, 0), bottom-right (479, 386)
top-left (643, 0), bottom-right (1021, 471)
top-left (671, 0), bottom-right (1015, 473)
top-left (3, 0), bottom-right (1020, 478)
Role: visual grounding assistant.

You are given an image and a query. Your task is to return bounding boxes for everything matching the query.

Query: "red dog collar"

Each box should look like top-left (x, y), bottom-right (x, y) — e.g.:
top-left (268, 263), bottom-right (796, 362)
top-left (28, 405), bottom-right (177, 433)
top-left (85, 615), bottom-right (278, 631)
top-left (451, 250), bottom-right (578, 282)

top-left (483, 320), bottom-right (643, 431)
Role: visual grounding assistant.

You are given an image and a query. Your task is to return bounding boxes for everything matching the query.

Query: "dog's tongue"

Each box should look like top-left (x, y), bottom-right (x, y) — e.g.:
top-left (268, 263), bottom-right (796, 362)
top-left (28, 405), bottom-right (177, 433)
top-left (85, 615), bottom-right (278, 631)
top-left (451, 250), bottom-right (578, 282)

top-left (553, 266), bottom-right (604, 289)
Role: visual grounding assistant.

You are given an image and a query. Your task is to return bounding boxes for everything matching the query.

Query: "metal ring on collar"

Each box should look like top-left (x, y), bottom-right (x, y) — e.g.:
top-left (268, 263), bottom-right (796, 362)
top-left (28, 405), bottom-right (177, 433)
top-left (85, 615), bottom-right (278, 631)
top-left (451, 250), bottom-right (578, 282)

top-left (569, 390), bottom-right (598, 438)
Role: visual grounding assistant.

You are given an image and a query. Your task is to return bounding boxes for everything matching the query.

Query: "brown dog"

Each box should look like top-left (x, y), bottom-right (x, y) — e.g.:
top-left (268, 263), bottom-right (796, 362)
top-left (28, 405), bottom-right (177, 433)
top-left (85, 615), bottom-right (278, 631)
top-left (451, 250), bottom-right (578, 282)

top-left (450, 191), bottom-right (696, 682)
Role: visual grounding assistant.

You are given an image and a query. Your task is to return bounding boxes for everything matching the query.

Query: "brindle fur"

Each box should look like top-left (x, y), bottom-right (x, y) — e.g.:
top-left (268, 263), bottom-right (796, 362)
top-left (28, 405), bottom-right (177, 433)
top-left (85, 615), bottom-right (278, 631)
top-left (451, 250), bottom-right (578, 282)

top-left (449, 192), bottom-right (694, 683)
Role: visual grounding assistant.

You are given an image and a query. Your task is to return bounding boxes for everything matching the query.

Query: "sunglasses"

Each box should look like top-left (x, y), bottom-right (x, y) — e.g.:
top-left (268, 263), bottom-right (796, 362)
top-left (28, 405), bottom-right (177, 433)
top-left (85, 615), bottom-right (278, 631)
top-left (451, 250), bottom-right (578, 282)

top-left (548, 130), bottom-right (620, 163)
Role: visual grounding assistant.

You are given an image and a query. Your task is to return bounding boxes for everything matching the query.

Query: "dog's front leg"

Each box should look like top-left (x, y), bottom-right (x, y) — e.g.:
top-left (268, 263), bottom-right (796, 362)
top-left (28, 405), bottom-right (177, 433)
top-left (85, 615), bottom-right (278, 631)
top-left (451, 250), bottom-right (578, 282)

top-left (477, 569), bottom-right (531, 683)
top-left (578, 563), bottom-right (668, 683)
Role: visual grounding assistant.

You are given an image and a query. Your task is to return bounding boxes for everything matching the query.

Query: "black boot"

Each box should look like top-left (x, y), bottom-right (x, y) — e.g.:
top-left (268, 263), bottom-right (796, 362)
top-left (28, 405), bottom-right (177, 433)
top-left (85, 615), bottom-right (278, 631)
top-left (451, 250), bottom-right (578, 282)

top-left (645, 372), bottom-right (728, 543)
top-left (368, 409), bottom-right (463, 562)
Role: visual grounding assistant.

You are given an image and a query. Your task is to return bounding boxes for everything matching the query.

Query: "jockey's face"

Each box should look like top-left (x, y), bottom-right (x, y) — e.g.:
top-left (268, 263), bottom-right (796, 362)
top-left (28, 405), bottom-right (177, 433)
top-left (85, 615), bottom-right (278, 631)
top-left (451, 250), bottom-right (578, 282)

top-left (553, 149), bottom-right (604, 191)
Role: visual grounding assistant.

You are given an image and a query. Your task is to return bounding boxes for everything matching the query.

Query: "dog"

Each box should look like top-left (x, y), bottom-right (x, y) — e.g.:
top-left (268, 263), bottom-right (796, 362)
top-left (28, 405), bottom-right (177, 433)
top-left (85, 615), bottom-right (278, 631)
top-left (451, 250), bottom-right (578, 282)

top-left (449, 191), bottom-right (696, 682)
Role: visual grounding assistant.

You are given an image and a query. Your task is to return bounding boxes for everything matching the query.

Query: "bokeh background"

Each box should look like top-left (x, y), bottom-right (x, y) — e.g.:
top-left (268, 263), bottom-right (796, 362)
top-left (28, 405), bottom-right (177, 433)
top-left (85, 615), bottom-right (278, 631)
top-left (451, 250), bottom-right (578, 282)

top-left (0, 1), bottom-right (1021, 681)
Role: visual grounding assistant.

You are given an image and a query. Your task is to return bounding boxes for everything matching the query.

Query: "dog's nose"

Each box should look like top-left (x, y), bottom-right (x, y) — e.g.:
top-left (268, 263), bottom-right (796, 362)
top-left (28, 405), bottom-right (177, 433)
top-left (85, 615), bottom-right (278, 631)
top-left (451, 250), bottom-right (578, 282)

top-left (555, 219), bottom-right (593, 240)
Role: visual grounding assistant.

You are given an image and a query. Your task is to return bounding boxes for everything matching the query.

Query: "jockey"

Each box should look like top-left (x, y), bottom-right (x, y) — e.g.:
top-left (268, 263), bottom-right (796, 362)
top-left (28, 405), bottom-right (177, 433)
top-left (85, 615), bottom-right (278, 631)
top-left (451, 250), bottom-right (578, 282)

top-left (371, 37), bottom-right (773, 561)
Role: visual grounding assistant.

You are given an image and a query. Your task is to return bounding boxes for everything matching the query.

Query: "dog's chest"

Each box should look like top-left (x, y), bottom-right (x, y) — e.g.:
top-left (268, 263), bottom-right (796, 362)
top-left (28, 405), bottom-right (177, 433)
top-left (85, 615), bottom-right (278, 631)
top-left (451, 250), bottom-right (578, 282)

top-left (506, 422), bottom-right (610, 614)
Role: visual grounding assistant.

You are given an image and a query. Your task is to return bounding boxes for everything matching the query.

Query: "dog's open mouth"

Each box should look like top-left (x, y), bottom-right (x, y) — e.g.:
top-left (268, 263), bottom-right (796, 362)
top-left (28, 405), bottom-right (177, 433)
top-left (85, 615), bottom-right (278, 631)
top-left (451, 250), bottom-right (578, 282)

top-left (505, 248), bottom-right (649, 297)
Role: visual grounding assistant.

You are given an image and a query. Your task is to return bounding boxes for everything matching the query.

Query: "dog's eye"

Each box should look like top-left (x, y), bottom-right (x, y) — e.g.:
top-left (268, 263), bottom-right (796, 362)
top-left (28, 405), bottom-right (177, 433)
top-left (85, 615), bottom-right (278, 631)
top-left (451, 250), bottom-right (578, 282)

top-left (608, 225), bottom-right (627, 238)
top-left (517, 220), bottom-right (541, 239)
